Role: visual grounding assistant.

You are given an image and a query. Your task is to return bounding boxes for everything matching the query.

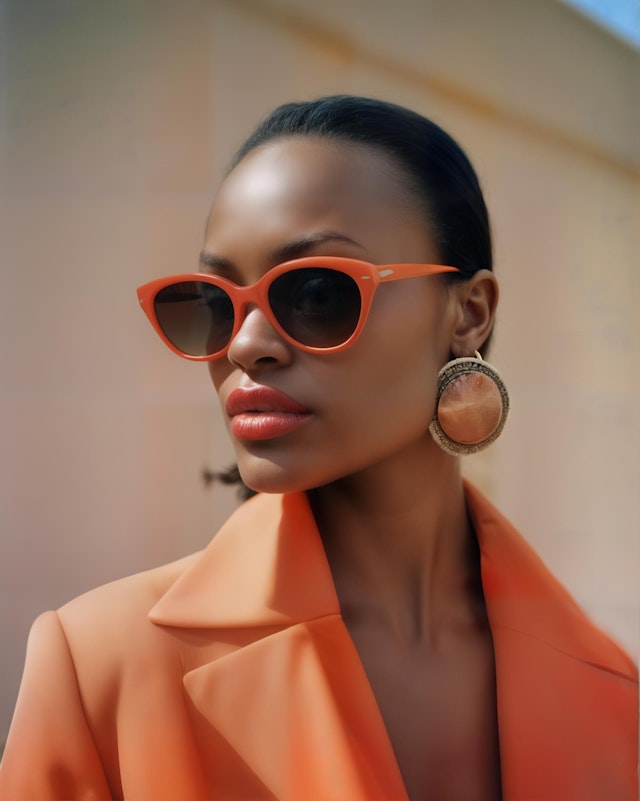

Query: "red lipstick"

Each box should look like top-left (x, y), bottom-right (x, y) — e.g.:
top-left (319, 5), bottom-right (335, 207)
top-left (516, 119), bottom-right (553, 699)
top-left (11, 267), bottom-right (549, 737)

top-left (225, 386), bottom-right (311, 441)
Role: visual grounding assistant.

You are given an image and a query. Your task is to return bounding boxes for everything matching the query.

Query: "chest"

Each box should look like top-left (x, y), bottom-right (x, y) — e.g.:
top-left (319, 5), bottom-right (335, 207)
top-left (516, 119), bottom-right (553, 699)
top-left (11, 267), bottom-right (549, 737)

top-left (347, 621), bottom-right (502, 801)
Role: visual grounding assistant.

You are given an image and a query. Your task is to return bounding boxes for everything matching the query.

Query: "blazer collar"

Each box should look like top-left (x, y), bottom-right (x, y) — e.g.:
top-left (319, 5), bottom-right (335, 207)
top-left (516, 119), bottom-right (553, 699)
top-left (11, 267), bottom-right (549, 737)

top-left (149, 492), bottom-right (339, 629)
top-left (465, 481), bottom-right (635, 678)
top-left (149, 484), bottom-right (637, 801)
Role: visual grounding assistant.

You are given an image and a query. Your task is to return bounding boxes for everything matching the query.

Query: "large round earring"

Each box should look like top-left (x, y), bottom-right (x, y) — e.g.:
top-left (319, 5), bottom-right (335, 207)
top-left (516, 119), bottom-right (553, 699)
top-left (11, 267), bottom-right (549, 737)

top-left (429, 351), bottom-right (509, 456)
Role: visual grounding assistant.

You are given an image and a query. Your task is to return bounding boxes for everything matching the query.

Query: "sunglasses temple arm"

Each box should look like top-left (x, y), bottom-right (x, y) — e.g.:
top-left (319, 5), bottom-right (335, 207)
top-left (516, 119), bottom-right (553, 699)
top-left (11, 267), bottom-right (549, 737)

top-left (377, 264), bottom-right (459, 282)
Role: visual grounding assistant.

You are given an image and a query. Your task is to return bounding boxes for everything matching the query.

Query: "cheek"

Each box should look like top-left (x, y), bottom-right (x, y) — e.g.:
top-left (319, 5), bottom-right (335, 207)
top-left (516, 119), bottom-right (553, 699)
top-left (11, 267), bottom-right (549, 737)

top-left (318, 295), bottom-right (446, 448)
top-left (337, 340), bottom-right (436, 439)
top-left (363, 286), bottom-right (449, 393)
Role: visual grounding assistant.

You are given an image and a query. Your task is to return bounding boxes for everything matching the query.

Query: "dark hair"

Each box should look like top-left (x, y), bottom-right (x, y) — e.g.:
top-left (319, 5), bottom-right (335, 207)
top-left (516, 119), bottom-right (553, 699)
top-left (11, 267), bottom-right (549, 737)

top-left (215, 96), bottom-right (494, 499)
top-left (229, 95), bottom-right (493, 280)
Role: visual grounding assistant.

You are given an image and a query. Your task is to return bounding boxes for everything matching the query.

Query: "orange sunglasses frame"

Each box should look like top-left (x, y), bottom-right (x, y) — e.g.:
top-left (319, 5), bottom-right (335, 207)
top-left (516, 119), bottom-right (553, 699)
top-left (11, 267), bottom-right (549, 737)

top-left (137, 256), bottom-right (459, 360)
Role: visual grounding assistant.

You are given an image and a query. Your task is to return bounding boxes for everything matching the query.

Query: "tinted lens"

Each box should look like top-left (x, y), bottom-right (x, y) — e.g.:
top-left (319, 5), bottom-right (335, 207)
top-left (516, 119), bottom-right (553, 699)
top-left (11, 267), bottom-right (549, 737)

top-left (268, 268), bottom-right (362, 348)
top-left (154, 281), bottom-right (234, 357)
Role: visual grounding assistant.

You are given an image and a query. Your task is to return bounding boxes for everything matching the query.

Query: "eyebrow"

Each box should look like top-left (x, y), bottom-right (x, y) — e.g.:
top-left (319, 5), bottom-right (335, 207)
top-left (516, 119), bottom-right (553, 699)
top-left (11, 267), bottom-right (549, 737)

top-left (198, 231), bottom-right (364, 275)
top-left (269, 232), bottom-right (364, 263)
top-left (198, 251), bottom-right (233, 275)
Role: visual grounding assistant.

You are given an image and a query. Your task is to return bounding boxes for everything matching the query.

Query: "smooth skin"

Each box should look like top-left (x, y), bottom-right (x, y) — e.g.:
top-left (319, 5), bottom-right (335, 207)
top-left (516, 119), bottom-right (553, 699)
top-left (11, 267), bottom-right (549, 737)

top-left (203, 137), bottom-right (501, 801)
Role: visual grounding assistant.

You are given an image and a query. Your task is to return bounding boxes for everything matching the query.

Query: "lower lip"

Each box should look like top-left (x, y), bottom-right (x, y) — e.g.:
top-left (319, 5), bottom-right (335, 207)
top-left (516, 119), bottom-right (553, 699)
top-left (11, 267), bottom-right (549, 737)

top-left (230, 412), bottom-right (311, 441)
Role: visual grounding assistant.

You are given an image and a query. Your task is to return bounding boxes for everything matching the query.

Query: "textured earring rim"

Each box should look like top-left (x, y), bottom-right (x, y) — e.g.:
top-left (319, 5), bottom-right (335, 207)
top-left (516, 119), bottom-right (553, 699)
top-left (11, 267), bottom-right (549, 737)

top-left (429, 353), bottom-right (510, 456)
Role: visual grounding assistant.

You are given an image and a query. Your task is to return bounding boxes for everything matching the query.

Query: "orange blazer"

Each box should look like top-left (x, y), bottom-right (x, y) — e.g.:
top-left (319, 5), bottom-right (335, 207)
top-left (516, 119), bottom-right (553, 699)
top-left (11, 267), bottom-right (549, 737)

top-left (1, 484), bottom-right (637, 800)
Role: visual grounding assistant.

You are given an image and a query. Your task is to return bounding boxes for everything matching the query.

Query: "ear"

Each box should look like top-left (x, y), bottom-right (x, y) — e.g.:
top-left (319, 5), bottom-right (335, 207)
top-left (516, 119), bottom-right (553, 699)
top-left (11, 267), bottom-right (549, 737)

top-left (449, 270), bottom-right (499, 357)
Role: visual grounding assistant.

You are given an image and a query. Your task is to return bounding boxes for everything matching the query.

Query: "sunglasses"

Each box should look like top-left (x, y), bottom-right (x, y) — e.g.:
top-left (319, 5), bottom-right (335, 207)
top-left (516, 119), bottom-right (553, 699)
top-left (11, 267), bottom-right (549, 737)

top-left (137, 256), bottom-right (459, 360)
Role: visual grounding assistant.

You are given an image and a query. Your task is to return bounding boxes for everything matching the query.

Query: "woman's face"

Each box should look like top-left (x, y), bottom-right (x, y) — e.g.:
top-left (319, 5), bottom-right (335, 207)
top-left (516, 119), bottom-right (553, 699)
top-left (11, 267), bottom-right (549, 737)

top-left (203, 137), bottom-right (460, 493)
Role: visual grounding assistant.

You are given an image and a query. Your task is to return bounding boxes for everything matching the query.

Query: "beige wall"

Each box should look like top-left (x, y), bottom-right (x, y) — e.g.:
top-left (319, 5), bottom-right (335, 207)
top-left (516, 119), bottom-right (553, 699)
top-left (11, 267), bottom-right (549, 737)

top-left (1, 0), bottom-right (638, 741)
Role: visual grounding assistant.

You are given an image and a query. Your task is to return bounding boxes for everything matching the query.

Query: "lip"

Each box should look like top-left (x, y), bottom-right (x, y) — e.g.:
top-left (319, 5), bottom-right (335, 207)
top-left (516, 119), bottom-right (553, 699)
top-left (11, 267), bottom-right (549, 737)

top-left (226, 386), bottom-right (312, 441)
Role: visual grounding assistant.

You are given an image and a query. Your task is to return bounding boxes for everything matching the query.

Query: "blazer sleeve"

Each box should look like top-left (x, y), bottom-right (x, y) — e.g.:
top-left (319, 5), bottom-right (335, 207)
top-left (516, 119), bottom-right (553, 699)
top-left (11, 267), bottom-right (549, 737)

top-left (0, 611), bottom-right (112, 801)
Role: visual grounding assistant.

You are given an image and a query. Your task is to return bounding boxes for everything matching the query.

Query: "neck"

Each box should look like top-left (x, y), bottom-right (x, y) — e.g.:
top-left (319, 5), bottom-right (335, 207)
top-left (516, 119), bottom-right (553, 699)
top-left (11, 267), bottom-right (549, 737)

top-left (308, 440), bottom-right (484, 645)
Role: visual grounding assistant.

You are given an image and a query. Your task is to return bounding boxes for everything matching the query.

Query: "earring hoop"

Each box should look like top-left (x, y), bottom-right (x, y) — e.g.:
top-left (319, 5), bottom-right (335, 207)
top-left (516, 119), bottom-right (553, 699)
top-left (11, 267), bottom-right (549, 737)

top-left (429, 351), bottom-right (509, 456)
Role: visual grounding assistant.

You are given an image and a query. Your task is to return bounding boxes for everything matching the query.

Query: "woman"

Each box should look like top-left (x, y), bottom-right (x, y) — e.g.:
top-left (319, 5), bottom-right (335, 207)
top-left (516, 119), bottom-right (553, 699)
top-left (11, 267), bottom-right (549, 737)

top-left (0, 96), bottom-right (636, 801)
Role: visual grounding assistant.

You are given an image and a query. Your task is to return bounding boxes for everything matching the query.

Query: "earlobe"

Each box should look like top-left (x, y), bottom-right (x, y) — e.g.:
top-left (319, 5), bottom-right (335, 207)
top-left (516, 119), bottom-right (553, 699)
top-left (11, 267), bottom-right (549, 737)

top-left (449, 270), bottom-right (499, 357)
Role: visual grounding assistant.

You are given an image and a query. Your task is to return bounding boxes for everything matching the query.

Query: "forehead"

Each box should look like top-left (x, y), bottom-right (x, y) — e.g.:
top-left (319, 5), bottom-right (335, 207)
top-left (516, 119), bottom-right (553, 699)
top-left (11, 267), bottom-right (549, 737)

top-left (221, 137), bottom-right (411, 206)
top-left (204, 138), bottom-right (433, 264)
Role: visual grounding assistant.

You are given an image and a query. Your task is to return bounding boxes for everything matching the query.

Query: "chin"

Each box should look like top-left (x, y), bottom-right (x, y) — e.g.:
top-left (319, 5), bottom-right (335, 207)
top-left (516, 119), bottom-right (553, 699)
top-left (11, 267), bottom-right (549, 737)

top-left (237, 458), bottom-right (320, 496)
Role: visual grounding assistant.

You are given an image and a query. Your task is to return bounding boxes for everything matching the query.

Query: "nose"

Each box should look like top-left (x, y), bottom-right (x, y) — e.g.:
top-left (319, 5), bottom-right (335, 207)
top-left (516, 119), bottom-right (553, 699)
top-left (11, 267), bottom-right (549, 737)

top-left (226, 305), bottom-right (293, 370)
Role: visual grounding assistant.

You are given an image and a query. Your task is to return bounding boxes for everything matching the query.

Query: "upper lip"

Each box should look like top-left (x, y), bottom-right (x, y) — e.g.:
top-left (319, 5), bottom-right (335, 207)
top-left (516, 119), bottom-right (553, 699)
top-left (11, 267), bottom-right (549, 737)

top-left (225, 386), bottom-right (311, 416)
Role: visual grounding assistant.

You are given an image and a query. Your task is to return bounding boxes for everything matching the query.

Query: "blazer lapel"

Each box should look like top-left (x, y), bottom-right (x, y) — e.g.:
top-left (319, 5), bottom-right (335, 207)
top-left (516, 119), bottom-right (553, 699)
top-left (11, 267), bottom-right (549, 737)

top-left (149, 492), bottom-right (407, 801)
top-left (467, 482), bottom-right (638, 801)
